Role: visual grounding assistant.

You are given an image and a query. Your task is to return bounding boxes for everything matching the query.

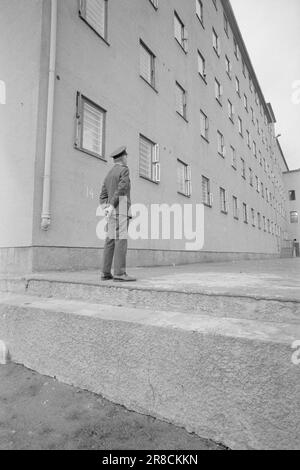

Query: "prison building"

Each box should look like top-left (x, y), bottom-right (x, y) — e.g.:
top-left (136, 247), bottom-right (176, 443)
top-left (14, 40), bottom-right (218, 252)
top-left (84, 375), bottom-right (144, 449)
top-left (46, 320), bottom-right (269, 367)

top-left (0, 0), bottom-right (292, 273)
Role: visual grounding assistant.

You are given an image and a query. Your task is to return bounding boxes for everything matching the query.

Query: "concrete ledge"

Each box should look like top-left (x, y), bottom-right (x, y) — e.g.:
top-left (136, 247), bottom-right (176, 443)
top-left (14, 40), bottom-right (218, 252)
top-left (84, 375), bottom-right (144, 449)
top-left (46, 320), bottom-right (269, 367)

top-left (0, 246), bottom-right (281, 273)
top-left (0, 293), bottom-right (299, 450)
top-left (1, 277), bottom-right (299, 324)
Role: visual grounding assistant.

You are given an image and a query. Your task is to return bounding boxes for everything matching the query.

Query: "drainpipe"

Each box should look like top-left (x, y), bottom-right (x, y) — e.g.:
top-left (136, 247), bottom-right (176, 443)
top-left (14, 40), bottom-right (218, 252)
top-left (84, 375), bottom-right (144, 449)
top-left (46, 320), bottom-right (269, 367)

top-left (41, 0), bottom-right (57, 230)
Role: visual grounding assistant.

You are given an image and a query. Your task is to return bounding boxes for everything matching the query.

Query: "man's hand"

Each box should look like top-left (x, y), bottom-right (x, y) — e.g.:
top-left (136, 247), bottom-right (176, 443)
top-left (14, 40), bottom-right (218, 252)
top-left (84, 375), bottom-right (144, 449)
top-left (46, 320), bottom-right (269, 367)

top-left (104, 205), bottom-right (114, 218)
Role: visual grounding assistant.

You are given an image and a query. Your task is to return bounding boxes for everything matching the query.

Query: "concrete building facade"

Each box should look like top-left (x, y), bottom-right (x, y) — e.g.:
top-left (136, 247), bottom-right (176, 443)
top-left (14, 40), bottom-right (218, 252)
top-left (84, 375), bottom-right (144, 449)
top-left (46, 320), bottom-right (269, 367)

top-left (0, 0), bottom-right (292, 273)
top-left (283, 169), bottom-right (300, 244)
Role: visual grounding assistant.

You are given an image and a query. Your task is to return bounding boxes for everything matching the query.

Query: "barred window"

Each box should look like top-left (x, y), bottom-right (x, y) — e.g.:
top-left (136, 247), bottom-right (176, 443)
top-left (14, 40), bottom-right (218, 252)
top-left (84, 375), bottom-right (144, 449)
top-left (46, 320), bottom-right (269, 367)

top-left (75, 93), bottom-right (106, 159)
top-left (140, 41), bottom-right (156, 88)
top-left (139, 135), bottom-right (160, 183)
top-left (177, 160), bottom-right (192, 197)
top-left (79, 0), bottom-right (108, 40)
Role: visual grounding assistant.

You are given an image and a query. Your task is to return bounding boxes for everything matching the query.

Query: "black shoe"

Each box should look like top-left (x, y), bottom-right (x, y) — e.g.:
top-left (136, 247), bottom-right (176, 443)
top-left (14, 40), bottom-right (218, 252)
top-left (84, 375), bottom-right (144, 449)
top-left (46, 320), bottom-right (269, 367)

top-left (101, 273), bottom-right (113, 281)
top-left (113, 273), bottom-right (137, 282)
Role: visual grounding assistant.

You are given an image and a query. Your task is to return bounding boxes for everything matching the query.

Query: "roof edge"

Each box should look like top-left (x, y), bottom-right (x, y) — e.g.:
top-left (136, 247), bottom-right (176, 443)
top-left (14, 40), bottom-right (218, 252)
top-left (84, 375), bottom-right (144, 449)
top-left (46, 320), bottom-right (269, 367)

top-left (221, 0), bottom-right (275, 124)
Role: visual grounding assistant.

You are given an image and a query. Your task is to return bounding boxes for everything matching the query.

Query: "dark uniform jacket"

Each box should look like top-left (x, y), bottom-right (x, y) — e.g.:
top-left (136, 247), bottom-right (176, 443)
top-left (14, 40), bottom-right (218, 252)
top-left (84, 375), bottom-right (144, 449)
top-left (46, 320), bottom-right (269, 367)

top-left (99, 164), bottom-right (131, 215)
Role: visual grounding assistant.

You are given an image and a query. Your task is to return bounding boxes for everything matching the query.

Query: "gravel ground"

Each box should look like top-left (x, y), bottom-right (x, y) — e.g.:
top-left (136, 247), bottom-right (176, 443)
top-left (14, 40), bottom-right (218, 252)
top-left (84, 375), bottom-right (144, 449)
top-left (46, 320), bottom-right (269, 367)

top-left (0, 363), bottom-right (225, 450)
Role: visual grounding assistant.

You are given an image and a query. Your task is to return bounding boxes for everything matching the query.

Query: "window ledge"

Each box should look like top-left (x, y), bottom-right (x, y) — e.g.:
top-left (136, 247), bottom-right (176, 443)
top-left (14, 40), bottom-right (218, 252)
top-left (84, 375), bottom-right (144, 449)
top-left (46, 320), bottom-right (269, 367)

top-left (199, 73), bottom-right (207, 84)
top-left (140, 174), bottom-right (159, 185)
top-left (74, 145), bottom-right (107, 162)
top-left (221, 210), bottom-right (228, 215)
top-left (203, 202), bottom-right (212, 208)
top-left (201, 135), bottom-right (209, 144)
top-left (148, 0), bottom-right (158, 10)
top-left (213, 48), bottom-right (220, 58)
top-left (218, 152), bottom-right (225, 158)
top-left (178, 191), bottom-right (191, 199)
top-left (176, 111), bottom-right (189, 123)
top-left (229, 117), bottom-right (234, 124)
top-left (140, 75), bottom-right (158, 93)
top-left (196, 15), bottom-right (205, 29)
top-left (234, 216), bottom-right (239, 221)
top-left (175, 38), bottom-right (188, 55)
top-left (79, 15), bottom-right (110, 47)
top-left (216, 98), bottom-right (222, 107)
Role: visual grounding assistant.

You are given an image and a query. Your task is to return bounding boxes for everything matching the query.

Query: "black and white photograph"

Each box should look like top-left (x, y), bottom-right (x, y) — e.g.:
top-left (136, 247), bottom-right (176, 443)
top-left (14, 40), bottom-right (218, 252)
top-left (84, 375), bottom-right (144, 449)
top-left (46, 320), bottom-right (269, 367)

top-left (0, 0), bottom-right (299, 454)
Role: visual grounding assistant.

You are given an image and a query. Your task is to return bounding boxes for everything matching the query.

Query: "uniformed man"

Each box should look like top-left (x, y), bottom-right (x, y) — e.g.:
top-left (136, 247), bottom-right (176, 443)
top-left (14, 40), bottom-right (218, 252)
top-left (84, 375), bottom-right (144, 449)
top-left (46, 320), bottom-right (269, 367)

top-left (99, 146), bottom-right (136, 282)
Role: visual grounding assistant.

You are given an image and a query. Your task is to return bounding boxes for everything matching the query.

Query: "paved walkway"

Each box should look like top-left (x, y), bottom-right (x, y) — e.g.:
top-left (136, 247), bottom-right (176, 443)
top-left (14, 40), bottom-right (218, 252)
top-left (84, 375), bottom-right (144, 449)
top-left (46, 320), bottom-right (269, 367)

top-left (4, 258), bottom-right (300, 302)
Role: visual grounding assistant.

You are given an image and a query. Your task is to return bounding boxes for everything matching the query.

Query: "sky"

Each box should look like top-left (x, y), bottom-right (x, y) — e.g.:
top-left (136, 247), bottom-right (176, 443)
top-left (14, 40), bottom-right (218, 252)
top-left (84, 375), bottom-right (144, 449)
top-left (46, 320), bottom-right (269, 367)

top-left (230, 0), bottom-right (300, 170)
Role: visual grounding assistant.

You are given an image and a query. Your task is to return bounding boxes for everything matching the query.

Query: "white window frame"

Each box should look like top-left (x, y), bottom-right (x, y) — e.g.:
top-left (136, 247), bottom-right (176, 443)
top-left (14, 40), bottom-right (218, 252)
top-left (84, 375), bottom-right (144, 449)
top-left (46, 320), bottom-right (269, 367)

top-left (149, 0), bottom-right (158, 9)
top-left (200, 110), bottom-right (209, 141)
top-left (228, 100), bottom-right (234, 122)
top-left (225, 55), bottom-right (232, 78)
top-left (231, 146), bottom-right (237, 169)
top-left (196, 0), bottom-right (204, 24)
top-left (198, 51), bottom-right (206, 79)
top-left (243, 203), bottom-right (248, 224)
top-left (140, 40), bottom-right (156, 89)
top-left (79, 0), bottom-right (108, 42)
top-left (220, 187), bottom-right (228, 214)
top-left (139, 134), bottom-right (160, 184)
top-left (202, 176), bottom-right (213, 207)
top-left (176, 81), bottom-right (187, 120)
top-left (215, 78), bottom-right (223, 104)
top-left (75, 92), bottom-right (106, 159)
top-left (177, 160), bottom-right (192, 197)
top-left (213, 28), bottom-right (220, 56)
top-left (217, 131), bottom-right (225, 157)
top-left (174, 11), bottom-right (188, 52)
top-left (233, 196), bottom-right (239, 219)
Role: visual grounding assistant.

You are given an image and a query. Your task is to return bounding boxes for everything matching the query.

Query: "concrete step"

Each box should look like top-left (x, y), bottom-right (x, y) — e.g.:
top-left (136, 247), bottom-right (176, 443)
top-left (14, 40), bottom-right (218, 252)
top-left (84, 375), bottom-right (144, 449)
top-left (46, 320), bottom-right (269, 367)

top-left (0, 292), bottom-right (299, 450)
top-left (0, 275), bottom-right (299, 325)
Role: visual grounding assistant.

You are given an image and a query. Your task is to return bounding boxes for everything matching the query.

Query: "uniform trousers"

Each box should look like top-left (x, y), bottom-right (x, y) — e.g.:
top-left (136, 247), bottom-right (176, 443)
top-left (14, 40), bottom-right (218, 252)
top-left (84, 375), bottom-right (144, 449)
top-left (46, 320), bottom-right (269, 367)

top-left (102, 214), bottom-right (129, 276)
